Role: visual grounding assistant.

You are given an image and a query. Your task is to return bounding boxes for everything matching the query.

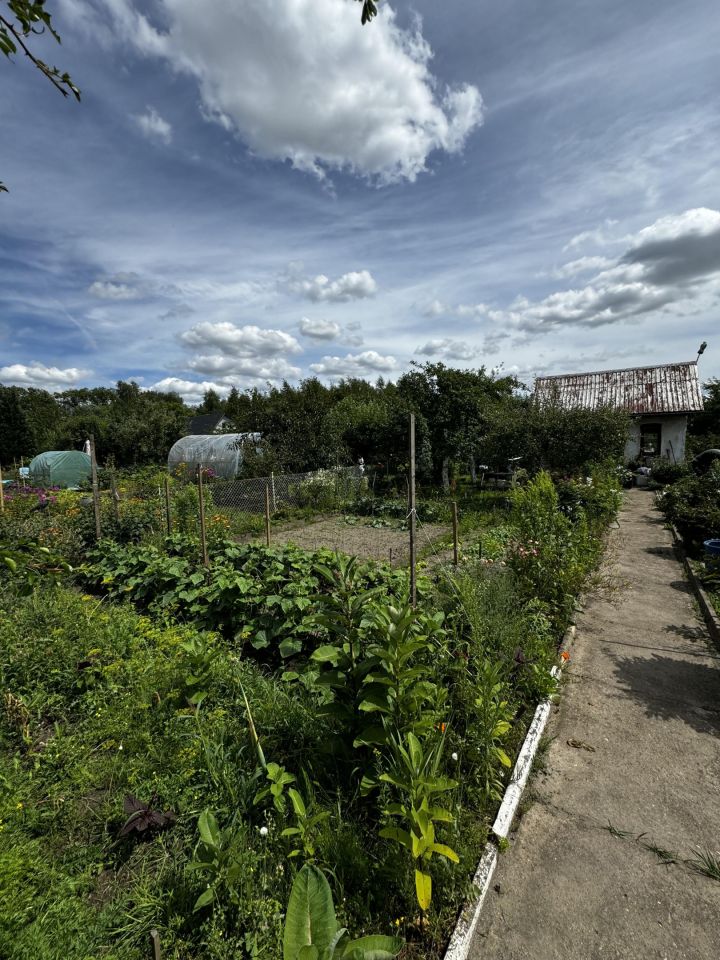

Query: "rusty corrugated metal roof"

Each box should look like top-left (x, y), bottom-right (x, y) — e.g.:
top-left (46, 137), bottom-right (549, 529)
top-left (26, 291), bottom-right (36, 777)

top-left (534, 361), bottom-right (704, 415)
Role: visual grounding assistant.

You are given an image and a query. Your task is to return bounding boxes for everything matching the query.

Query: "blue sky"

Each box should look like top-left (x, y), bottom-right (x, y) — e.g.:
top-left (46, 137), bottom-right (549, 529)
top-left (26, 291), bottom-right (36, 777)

top-left (1, 0), bottom-right (719, 402)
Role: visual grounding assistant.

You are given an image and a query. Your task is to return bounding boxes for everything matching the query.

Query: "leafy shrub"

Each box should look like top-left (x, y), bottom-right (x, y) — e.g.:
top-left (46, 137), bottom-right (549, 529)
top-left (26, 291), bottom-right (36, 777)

top-left (292, 471), bottom-right (343, 511)
top-left (649, 458), bottom-right (690, 486)
top-left (0, 539), bottom-right (71, 597)
top-left (657, 462), bottom-right (720, 550)
top-left (508, 471), bottom-right (603, 630)
top-left (349, 494), bottom-right (445, 524)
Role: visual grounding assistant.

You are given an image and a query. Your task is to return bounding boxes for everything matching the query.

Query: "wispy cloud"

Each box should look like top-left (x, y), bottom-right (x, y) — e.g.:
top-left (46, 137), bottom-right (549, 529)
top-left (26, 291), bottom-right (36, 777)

top-left (134, 106), bottom-right (173, 144)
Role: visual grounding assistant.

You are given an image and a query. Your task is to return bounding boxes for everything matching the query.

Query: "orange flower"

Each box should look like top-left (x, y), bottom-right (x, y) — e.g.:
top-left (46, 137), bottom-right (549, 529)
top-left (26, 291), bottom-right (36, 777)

top-left (560, 651), bottom-right (570, 662)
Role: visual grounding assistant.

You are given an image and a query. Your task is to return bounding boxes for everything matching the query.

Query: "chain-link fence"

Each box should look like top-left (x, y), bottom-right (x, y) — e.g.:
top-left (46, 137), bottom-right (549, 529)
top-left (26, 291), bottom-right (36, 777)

top-left (1, 460), bottom-right (455, 571)
top-left (207, 467), bottom-right (364, 514)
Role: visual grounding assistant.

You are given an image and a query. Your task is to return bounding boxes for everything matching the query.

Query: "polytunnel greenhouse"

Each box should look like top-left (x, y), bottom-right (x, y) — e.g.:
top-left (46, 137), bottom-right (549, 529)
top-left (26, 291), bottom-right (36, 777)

top-left (28, 450), bottom-right (92, 489)
top-left (167, 434), bottom-right (261, 480)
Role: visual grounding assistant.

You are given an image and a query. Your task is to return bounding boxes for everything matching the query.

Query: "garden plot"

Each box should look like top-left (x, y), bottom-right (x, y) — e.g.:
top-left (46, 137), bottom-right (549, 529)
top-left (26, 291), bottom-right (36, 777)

top-left (272, 515), bottom-right (450, 563)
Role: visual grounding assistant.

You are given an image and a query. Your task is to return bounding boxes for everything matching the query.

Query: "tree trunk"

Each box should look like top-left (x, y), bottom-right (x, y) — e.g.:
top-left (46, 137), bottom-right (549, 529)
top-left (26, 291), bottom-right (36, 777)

top-left (441, 457), bottom-right (450, 491)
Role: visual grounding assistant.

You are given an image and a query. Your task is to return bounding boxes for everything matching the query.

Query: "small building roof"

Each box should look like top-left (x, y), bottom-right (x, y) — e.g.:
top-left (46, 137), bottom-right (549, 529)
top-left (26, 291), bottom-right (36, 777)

top-left (534, 361), bottom-right (704, 415)
top-left (185, 412), bottom-right (229, 435)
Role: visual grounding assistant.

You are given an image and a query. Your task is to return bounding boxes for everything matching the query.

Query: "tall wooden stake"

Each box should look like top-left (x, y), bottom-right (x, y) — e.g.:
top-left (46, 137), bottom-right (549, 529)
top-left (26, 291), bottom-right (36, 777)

top-left (90, 434), bottom-right (102, 540)
top-left (0, 464), bottom-right (4, 514)
top-left (409, 413), bottom-right (417, 608)
top-left (452, 501), bottom-right (459, 566)
top-left (150, 929), bottom-right (162, 960)
top-left (110, 472), bottom-right (120, 525)
top-left (164, 475), bottom-right (172, 535)
top-left (265, 484), bottom-right (271, 547)
top-left (197, 464), bottom-right (209, 567)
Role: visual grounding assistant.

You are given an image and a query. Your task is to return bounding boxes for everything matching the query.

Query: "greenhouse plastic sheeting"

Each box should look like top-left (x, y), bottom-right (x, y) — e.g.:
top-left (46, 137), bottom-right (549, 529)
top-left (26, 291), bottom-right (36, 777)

top-left (28, 450), bottom-right (92, 489)
top-left (167, 434), bottom-right (261, 480)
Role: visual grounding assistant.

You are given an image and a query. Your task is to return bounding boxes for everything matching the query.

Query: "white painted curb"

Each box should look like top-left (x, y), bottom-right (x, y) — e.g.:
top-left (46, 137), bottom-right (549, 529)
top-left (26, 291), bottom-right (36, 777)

top-left (442, 625), bottom-right (576, 960)
top-left (442, 844), bottom-right (498, 960)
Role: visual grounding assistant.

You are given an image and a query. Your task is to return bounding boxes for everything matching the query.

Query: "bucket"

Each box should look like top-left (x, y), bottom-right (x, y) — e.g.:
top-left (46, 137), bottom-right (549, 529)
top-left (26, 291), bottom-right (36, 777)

top-left (704, 539), bottom-right (720, 558)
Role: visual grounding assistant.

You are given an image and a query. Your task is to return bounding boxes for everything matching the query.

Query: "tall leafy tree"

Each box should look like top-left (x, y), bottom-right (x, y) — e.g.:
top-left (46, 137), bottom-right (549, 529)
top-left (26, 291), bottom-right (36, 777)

top-left (196, 389), bottom-right (224, 416)
top-left (0, 386), bottom-right (30, 463)
top-left (397, 362), bottom-right (516, 487)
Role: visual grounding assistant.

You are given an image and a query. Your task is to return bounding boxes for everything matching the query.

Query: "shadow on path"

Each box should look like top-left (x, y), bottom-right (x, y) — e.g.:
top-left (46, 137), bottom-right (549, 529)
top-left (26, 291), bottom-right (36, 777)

top-left (612, 652), bottom-right (720, 735)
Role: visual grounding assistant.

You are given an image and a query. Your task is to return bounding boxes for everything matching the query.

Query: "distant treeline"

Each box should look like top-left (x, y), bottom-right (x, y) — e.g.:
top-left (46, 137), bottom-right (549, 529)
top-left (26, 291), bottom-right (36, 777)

top-left (0, 362), bottom-right (648, 482)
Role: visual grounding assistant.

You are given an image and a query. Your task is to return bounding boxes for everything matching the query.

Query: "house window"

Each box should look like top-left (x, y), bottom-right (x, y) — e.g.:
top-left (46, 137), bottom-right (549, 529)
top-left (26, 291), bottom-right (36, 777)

top-left (640, 423), bottom-right (662, 460)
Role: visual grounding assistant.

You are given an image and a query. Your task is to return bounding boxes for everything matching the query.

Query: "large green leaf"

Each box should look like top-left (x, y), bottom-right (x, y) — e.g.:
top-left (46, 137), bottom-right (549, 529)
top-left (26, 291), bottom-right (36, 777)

top-left (283, 864), bottom-right (338, 960)
top-left (415, 869), bottom-right (432, 911)
top-left (342, 935), bottom-right (404, 959)
top-left (297, 947), bottom-right (319, 960)
top-left (430, 842), bottom-right (459, 863)
top-left (378, 826), bottom-right (412, 851)
top-left (197, 810), bottom-right (220, 848)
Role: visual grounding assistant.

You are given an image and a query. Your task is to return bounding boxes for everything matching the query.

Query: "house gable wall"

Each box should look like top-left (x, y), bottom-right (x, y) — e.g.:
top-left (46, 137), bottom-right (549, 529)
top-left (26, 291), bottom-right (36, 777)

top-left (624, 414), bottom-right (688, 463)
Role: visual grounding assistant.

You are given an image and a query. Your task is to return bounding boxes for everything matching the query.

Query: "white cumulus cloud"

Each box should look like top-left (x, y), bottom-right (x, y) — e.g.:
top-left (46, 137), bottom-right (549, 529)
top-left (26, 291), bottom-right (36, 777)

top-left (550, 256), bottom-right (613, 279)
top-left (415, 339), bottom-right (479, 361)
top-left (495, 207), bottom-right (720, 338)
top-left (0, 363), bottom-right (90, 390)
top-left (180, 322), bottom-right (302, 357)
top-left (287, 270), bottom-right (378, 302)
top-left (310, 350), bottom-right (397, 378)
top-left (299, 317), bottom-right (341, 340)
top-left (151, 377), bottom-right (230, 401)
top-left (92, 0), bottom-right (483, 182)
top-left (187, 355), bottom-right (301, 380)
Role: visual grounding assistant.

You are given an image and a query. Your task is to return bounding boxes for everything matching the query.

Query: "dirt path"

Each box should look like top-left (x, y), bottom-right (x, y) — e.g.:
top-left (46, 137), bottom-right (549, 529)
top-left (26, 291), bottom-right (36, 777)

top-left (469, 489), bottom-right (720, 960)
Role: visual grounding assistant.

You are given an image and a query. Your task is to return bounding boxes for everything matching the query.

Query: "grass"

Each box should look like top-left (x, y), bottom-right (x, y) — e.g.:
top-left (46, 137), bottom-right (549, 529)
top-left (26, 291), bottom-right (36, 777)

top-left (688, 848), bottom-right (720, 882)
top-left (604, 823), bottom-right (719, 880)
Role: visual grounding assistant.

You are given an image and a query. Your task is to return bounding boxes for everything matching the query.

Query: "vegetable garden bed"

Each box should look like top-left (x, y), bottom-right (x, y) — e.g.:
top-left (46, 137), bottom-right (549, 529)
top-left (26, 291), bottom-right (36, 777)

top-left (0, 469), bottom-right (621, 959)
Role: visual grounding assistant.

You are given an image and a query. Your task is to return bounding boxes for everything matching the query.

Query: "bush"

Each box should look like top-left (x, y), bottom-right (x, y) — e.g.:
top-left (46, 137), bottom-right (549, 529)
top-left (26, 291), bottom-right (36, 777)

top-left (657, 462), bottom-right (720, 551)
top-left (508, 471), bottom-right (610, 630)
top-left (649, 458), bottom-right (689, 486)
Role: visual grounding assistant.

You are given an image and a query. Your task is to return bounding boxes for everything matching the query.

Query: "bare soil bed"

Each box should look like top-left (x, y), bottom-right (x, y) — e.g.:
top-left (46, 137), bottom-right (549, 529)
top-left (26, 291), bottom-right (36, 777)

top-left (270, 516), bottom-right (449, 564)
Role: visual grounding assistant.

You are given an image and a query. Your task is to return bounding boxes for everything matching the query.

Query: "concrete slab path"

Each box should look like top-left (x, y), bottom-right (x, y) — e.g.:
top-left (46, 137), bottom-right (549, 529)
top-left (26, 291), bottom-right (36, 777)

top-left (469, 489), bottom-right (720, 960)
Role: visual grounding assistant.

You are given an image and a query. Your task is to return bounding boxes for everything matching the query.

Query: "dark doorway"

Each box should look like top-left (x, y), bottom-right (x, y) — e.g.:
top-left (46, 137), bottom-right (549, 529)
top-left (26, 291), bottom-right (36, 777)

top-left (640, 423), bottom-right (662, 462)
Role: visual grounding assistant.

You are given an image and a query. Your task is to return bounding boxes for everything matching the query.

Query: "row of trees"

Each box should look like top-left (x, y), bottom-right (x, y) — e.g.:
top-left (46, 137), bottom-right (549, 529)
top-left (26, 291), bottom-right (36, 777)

top-left (3, 363), bottom-right (652, 482)
top-left (182, 363), bottom-right (632, 483)
top-left (0, 381), bottom-right (188, 468)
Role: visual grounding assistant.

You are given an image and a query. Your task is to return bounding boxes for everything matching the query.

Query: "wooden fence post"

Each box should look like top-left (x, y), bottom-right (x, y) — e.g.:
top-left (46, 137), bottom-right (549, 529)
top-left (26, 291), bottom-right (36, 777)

top-left (150, 928), bottom-right (162, 960)
top-left (197, 464), bottom-right (209, 568)
top-left (409, 413), bottom-right (417, 608)
top-left (90, 434), bottom-right (102, 541)
top-left (164, 475), bottom-right (172, 535)
top-left (452, 501), bottom-right (459, 566)
top-left (265, 484), bottom-right (271, 547)
top-left (0, 463), bottom-right (4, 514)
